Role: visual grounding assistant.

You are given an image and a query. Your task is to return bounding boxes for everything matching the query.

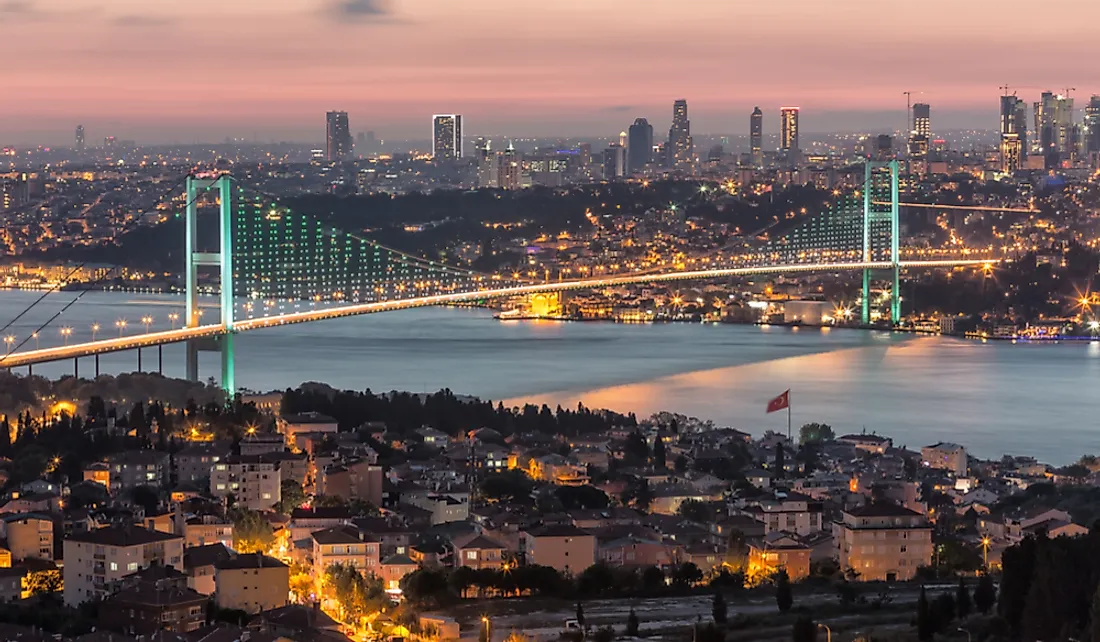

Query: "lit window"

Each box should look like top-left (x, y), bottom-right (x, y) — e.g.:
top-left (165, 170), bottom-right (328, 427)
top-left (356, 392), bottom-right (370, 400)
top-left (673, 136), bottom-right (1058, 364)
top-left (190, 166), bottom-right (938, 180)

top-left (466, 551), bottom-right (477, 560)
top-left (127, 562), bottom-right (138, 572)
top-left (110, 562), bottom-right (118, 571)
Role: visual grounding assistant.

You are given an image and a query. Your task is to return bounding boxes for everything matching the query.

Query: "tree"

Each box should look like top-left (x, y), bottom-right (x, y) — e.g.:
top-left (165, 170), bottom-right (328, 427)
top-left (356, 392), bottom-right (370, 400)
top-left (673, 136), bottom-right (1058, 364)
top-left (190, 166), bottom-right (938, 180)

top-left (798, 423), bottom-right (835, 444)
top-left (641, 566), bottom-right (665, 593)
top-left (576, 602), bottom-right (586, 630)
top-left (231, 508), bottom-right (275, 554)
top-left (25, 569), bottom-right (62, 596)
top-left (129, 485), bottom-right (161, 515)
top-left (677, 499), bottom-right (712, 523)
top-left (624, 431), bottom-right (649, 462)
top-left (956, 577), bottom-right (972, 619)
top-left (775, 569), bottom-right (793, 612)
top-left (652, 435), bottom-right (666, 468)
top-left (774, 443), bottom-right (785, 479)
top-left (917, 586), bottom-right (934, 641)
top-left (674, 454), bottom-right (688, 473)
top-left (974, 572), bottom-right (996, 615)
top-left (934, 592), bottom-right (956, 629)
top-left (671, 563), bottom-right (703, 588)
top-left (626, 608), bottom-right (639, 637)
top-left (1090, 584), bottom-right (1100, 642)
top-left (711, 591), bottom-right (727, 626)
top-left (792, 615), bottom-right (817, 642)
top-left (592, 627), bottom-right (614, 642)
top-left (479, 469), bottom-right (536, 504)
top-left (277, 479), bottom-right (307, 514)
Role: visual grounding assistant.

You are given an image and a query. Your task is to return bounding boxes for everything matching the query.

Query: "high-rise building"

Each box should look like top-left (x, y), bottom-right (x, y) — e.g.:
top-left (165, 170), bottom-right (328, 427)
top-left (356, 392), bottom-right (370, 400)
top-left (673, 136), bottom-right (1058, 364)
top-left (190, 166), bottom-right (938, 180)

top-left (750, 107), bottom-right (763, 166)
top-left (627, 118), bottom-right (653, 174)
top-left (432, 114), bottom-right (463, 160)
top-left (603, 144), bottom-right (626, 179)
top-left (75, 125), bottom-right (85, 152)
top-left (477, 140), bottom-right (497, 188)
top-left (780, 107), bottom-right (799, 157)
top-left (498, 141), bottom-right (520, 189)
top-left (1034, 91), bottom-right (1075, 165)
top-left (1085, 95), bottom-right (1100, 157)
top-left (668, 99), bottom-right (693, 168)
top-left (325, 111), bottom-right (352, 162)
top-left (912, 103), bottom-right (931, 138)
top-left (908, 104), bottom-right (931, 165)
top-left (1000, 95), bottom-right (1027, 173)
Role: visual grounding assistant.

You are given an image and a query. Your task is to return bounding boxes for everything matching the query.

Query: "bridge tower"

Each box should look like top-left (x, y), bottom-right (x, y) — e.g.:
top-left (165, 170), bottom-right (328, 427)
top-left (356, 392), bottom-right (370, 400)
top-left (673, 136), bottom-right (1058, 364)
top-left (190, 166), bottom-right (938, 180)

top-left (861, 160), bottom-right (900, 325)
top-left (184, 175), bottom-right (236, 393)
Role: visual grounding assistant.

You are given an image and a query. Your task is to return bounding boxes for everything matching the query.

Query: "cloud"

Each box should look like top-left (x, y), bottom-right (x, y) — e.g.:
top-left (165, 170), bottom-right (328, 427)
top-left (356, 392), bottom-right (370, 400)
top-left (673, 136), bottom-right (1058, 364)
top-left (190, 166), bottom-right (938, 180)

top-left (328, 0), bottom-right (392, 20)
top-left (111, 14), bottom-right (176, 27)
top-left (602, 105), bottom-right (635, 113)
top-left (0, 0), bottom-right (36, 19)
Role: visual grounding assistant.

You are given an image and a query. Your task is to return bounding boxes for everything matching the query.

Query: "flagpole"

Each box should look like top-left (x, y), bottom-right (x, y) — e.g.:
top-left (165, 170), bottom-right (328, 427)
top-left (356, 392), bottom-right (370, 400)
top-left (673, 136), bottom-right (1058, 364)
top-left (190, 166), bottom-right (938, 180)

top-left (787, 393), bottom-right (792, 441)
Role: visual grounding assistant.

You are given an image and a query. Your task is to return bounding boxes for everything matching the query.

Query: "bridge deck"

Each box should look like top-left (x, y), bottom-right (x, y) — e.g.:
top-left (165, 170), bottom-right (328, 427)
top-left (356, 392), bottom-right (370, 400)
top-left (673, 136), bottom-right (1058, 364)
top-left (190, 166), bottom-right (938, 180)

top-left (0, 259), bottom-right (996, 367)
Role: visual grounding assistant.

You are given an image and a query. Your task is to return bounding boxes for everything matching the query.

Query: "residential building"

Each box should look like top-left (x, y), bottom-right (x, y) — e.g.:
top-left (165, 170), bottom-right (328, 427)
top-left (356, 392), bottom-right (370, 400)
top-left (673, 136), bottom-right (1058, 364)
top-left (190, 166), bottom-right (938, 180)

top-left (175, 443), bottom-right (232, 485)
top-left (210, 454), bottom-right (281, 511)
top-left (311, 526), bottom-right (380, 585)
top-left (837, 434), bottom-right (892, 454)
top-left (379, 553), bottom-right (419, 592)
top-left (835, 503), bottom-right (932, 582)
top-left (214, 553), bottom-right (290, 614)
top-left (0, 513), bottom-right (54, 562)
top-left (276, 413), bottom-right (337, 444)
top-left (0, 568), bottom-right (25, 603)
top-left (63, 527), bottom-right (185, 606)
top-left (316, 459), bottom-right (383, 506)
top-left (599, 536), bottom-right (677, 568)
top-left (83, 463), bottom-right (110, 488)
top-left (741, 492), bottom-right (824, 536)
top-left (668, 99), bottom-right (693, 167)
top-left (184, 543), bottom-right (232, 595)
top-left (289, 507), bottom-right (352, 544)
top-left (97, 571), bottom-right (207, 635)
top-left (748, 531), bottom-right (811, 581)
top-left (238, 433), bottom-right (287, 457)
top-left (405, 494), bottom-right (468, 525)
top-left (921, 443), bottom-right (967, 476)
top-left (523, 524), bottom-right (595, 574)
top-left (453, 534), bottom-right (506, 570)
top-left (105, 451), bottom-right (170, 493)
top-left (182, 515), bottom-right (234, 549)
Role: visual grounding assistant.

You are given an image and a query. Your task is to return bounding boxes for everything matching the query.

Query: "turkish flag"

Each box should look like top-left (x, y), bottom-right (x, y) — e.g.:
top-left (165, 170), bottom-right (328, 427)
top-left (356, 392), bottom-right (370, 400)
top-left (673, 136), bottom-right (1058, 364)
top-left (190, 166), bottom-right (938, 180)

top-left (766, 390), bottom-right (790, 414)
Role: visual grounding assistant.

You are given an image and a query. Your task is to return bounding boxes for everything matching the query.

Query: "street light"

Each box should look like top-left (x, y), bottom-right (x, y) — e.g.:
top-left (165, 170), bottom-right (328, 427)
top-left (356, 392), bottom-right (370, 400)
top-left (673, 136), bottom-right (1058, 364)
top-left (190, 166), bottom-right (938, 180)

top-left (817, 623), bottom-right (831, 642)
top-left (91, 323), bottom-right (100, 341)
top-left (168, 312), bottom-right (179, 329)
top-left (981, 536), bottom-right (991, 568)
top-left (31, 332), bottom-right (39, 350)
top-left (116, 319), bottom-right (128, 337)
top-left (60, 327), bottom-right (72, 345)
top-left (3, 335), bottom-right (14, 355)
top-left (481, 617), bottom-right (490, 642)
top-left (141, 316), bottom-right (153, 333)
top-left (957, 628), bottom-right (971, 642)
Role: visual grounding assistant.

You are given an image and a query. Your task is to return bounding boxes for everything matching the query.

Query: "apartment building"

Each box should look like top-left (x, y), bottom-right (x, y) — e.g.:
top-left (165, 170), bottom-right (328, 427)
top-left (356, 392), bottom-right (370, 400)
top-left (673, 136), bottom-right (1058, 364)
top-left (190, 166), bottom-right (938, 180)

top-left (210, 454), bottom-right (282, 511)
top-left (63, 527), bottom-right (185, 606)
top-left (835, 503), bottom-right (932, 582)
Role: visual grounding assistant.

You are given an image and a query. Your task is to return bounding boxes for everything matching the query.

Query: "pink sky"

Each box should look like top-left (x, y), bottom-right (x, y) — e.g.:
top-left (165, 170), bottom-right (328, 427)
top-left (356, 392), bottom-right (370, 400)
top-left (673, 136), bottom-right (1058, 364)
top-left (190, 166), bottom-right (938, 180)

top-left (3, 0), bottom-right (1099, 144)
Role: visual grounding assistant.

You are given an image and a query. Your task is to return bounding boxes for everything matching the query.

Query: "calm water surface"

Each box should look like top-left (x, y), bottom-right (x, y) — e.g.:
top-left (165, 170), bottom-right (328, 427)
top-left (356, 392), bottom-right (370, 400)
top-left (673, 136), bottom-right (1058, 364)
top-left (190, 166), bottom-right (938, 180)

top-left (1, 290), bottom-right (1098, 464)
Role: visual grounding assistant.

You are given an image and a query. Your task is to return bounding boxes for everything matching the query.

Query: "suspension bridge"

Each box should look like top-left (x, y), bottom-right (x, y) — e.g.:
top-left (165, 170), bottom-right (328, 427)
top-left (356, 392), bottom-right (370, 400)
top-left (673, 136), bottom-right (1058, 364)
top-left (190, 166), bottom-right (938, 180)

top-left (0, 161), bottom-right (1003, 391)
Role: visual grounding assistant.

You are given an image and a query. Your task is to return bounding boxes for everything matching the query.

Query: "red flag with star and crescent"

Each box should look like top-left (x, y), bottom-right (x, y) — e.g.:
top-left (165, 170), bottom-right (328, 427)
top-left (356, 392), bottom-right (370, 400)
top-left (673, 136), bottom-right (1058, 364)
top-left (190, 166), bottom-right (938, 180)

top-left (766, 390), bottom-right (790, 414)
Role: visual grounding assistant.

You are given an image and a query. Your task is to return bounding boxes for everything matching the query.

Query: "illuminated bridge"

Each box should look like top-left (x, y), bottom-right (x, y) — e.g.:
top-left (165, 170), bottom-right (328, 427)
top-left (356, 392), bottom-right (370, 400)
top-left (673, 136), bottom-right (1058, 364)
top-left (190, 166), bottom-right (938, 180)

top-left (0, 162), bottom-right (1001, 391)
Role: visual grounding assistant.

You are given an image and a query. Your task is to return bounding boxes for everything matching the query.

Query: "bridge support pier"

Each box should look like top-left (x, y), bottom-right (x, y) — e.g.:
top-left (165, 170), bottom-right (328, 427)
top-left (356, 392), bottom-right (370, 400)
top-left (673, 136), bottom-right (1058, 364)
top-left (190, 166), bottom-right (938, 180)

top-left (137, 347), bottom-right (142, 373)
top-left (74, 357), bottom-right (78, 379)
top-left (861, 160), bottom-right (901, 326)
top-left (27, 364), bottom-right (31, 377)
top-left (158, 345), bottom-right (163, 374)
top-left (94, 354), bottom-right (99, 378)
top-left (186, 340), bottom-right (199, 382)
top-left (220, 333), bottom-right (235, 397)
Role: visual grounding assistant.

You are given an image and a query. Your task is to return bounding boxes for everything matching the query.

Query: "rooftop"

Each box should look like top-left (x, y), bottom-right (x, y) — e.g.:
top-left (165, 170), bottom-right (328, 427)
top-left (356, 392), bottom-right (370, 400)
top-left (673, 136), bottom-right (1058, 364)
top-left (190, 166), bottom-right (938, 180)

top-left (845, 502), bottom-right (924, 519)
top-left (215, 552), bottom-right (287, 570)
top-left (67, 526), bottom-right (182, 547)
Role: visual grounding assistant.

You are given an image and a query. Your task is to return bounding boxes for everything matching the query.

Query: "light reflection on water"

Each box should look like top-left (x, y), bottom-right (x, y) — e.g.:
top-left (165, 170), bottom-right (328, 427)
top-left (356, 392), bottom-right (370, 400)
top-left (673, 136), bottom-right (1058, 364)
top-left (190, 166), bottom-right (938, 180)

top-left (2, 290), bottom-right (1098, 464)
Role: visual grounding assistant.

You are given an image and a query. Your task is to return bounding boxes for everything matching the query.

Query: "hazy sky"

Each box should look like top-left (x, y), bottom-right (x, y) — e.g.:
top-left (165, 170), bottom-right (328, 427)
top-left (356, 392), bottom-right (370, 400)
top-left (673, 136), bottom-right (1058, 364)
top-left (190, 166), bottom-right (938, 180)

top-left (3, 0), bottom-right (1100, 145)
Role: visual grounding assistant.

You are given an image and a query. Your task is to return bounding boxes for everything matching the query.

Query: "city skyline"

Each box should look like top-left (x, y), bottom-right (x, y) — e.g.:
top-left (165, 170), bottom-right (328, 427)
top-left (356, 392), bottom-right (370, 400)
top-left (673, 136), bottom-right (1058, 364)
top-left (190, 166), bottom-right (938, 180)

top-left (3, 0), bottom-right (1100, 144)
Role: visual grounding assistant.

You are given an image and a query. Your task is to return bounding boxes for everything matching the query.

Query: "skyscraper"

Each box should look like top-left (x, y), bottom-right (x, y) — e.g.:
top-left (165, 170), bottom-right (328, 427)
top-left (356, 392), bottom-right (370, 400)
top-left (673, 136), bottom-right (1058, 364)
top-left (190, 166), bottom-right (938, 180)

top-left (477, 140), bottom-right (498, 188)
top-left (432, 114), bottom-right (463, 160)
top-left (1085, 95), bottom-right (1100, 156)
top-left (1000, 95), bottom-right (1027, 173)
top-left (780, 107), bottom-right (799, 156)
top-left (627, 118), bottom-right (653, 174)
top-left (750, 107), bottom-right (763, 166)
top-left (603, 144), bottom-right (626, 179)
top-left (668, 99), bottom-right (693, 168)
top-left (75, 125), bottom-right (85, 152)
top-left (325, 111), bottom-right (352, 162)
top-left (498, 141), bottom-right (520, 189)
top-left (912, 104), bottom-right (931, 137)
